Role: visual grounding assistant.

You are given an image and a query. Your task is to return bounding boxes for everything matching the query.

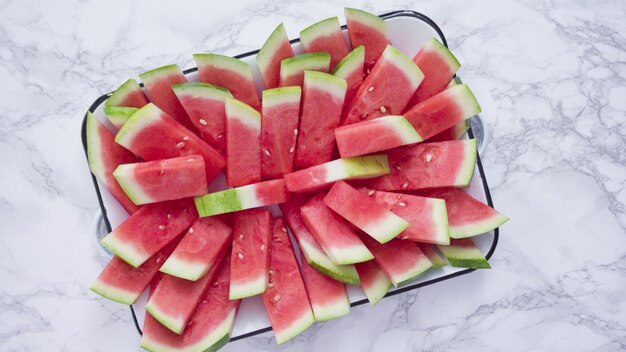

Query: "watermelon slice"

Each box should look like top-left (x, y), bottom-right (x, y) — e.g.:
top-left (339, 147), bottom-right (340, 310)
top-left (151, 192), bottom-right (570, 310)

top-left (344, 7), bottom-right (391, 72)
top-left (354, 260), bottom-right (392, 306)
top-left (138, 65), bottom-right (196, 132)
top-left (279, 52), bottom-right (330, 87)
top-left (324, 181), bottom-right (409, 244)
top-left (159, 217), bottom-right (232, 281)
top-left (300, 193), bottom-right (373, 265)
top-left (195, 179), bottom-right (288, 217)
top-left (261, 86), bottom-right (301, 179)
top-left (342, 45), bottom-right (424, 125)
top-left (194, 53), bottom-right (261, 111)
top-left (427, 119), bottom-right (470, 142)
top-left (404, 84), bottom-right (481, 140)
top-left (225, 97), bottom-right (261, 187)
top-left (115, 103), bottom-right (225, 184)
top-left (229, 209), bottom-right (272, 299)
top-left (172, 82), bottom-right (232, 155)
top-left (85, 112), bottom-right (140, 214)
top-left (301, 259), bottom-right (350, 322)
top-left (103, 106), bottom-right (138, 131)
top-left (417, 188), bottom-right (509, 238)
top-left (334, 115), bottom-right (423, 158)
top-left (300, 17), bottom-right (349, 70)
top-left (105, 78), bottom-right (149, 109)
top-left (113, 155), bottom-right (208, 205)
top-left (438, 238), bottom-right (491, 269)
top-left (333, 45), bottom-right (365, 121)
top-left (257, 23), bottom-right (295, 89)
top-left (262, 217), bottom-right (315, 344)
top-left (285, 154), bottom-right (389, 193)
top-left (417, 243), bottom-right (446, 269)
top-left (141, 260), bottom-right (239, 352)
top-left (294, 71), bottom-right (347, 168)
top-left (366, 139), bottom-right (477, 191)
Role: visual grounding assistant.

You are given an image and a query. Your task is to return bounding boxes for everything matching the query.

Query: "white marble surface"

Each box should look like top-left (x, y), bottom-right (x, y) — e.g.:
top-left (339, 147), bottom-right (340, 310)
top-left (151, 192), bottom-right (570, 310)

top-left (1, 0), bottom-right (625, 351)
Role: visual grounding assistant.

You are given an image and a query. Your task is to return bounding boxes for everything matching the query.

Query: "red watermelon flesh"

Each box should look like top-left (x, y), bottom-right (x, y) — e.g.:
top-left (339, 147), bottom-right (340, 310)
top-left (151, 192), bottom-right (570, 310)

top-left (279, 52), bottom-right (331, 88)
top-left (257, 23), bottom-right (295, 89)
top-left (301, 259), bottom-right (350, 322)
top-left (344, 7), bottom-right (391, 72)
top-left (333, 45), bottom-right (365, 122)
top-left (300, 17), bottom-right (349, 70)
top-left (427, 119), bottom-right (470, 142)
top-left (354, 259), bottom-right (392, 306)
top-left (262, 217), bottom-right (315, 344)
top-left (105, 78), bottom-right (149, 109)
top-left (225, 97), bottom-right (262, 187)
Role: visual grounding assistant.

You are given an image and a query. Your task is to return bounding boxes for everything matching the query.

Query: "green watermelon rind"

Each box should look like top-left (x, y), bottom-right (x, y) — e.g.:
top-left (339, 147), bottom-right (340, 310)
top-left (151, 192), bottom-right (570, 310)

top-left (159, 255), bottom-right (212, 282)
top-left (360, 211), bottom-right (410, 244)
top-left (280, 52), bottom-right (331, 78)
top-left (172, 82), bottom-right (233, 100)
top-left (311, 294), bottom-right (350, 322)
top-left (105, 79), bottom-right (143, 108)
top-left (146, 300), bottom-right (187, 334)
top-left (438, 243), bottom-right (491, 269)
top-left (229, 274), bottom-right (268, 300)
top-left (225, 97), bottom-right (262, 125)
top-left (326, 244), bottom-right (374, 266)
top-left (139, 64), bottom-right (183, 85)
top-left (85, 112), bottom-right (107, 182)
top-left (299, 239), bottom-right (360, 284)
top-left (332, 45), bottom-right (365, 78)
top-left (112, 164), bottom-right (150, 206)
top-left (344, 7), bottom-right (388, 35)
top-left (194, 189), bottom-right (242, 217)
top-left (455, 139), bottom-right (478, 187)
top-left (381, 45), bottom-right (424, 88)
top-left (359, 267), bottom-right (393, 306)
top-left (256, 23), bottom-right (290, 72)
top-left (430, 198), bottom-right (451, 245)
top-left (262, 86), bottom-right (301, 108)
top-left (343, 154), bottom-right (390, 179)
top-left (115, 103), bottom-right (162, 149)
top-left (100, 233), bottom-right (146, 268)
top-left (193, 53), bottom-right (253, 80)
top-left (304, 70), bottom-right (347, 99)
top-left (422, 37), bottom-right (462, 72)
top-left (300, 17), bottom-right (341, 43)
top-left (274, 310), bottom-right (315, 345)
top-left (388, 255), bottom-right (433, 288)
top-left (89, 279), bottom-right (139, 305)
top-left (451, 84), bottom-right (482, 120)
top-left (103, 106), bottom-right (138, 129)
top-left (450, 212), bottom-right (510, 239)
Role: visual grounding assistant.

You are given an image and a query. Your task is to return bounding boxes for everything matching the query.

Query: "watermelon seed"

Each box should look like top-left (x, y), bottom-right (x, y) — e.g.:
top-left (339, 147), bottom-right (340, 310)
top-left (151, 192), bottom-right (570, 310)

top-left (177, 141), bottom-right (185, 149)
top-left (281, 227), bottom-right (287, 233)
top-left (380, 106), bottom-right (387, 113)
top-left (269, 269), bottom-right (274, 275)
top-left (218, 134), bottom-right (224, 139)
top-left (261, 244), bottom-right (265, 251)
top-left (239, 234), bottom-right (244, 240)
top-left (400, 235), bottom-right (408, 240)
top-left (264, 149), bottom-right (271, 157)
top-left (160, 169), bottom-right (165, 175)
top-left (199, 119), bottom-right (208, 126)
top-left (183, 136), bottom-right (191, 141)
top-left (402, 182), bottom-right (409, 190)
top-left (167, 213), bottom-right (172, 219)
top-left (238, 252), bottom-right (244, 260)
top-left (395, 165), bottom-right (401, 171)
top-left (293, 129), bottom-right (298, 136)
top-left (289, 147), bottom-right (295, 154)
top-left (396, 194), bottom-right (402, 200)
top-left (187, 158), bottom-right (194, 162)
top-left (213, 282), bottom-right (219, 287)
top-left (399, 202), bottom-right (406, 207)
top-left (274, 294), bottom-right (281, 302)
top-left (425, 154), bottom-right (433, 162)
top-left (367, 190), bottom-right (375, 196)
top-left (360, 113), bottom-right (368, 120)
top-left (158, 225), bottom-right (165, 230)
top-left (268, 282), bottom-right (274, 288)
top-left (189, 228), bottom-right (194, 234)
top-left (368, 86), bottom-right (374, 92)
top-left (366, 68), bottom-right (371, 74)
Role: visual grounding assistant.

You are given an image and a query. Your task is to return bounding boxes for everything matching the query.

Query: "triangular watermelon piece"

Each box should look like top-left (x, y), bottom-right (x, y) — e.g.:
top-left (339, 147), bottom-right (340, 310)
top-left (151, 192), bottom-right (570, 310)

top-left (103, 106), bottom-right (138, 131)
top-left (354, 259), bottom-right (392, 306)
top-left (417, 243), bottom-right (447, 269)
top-left (333, 45), bottom-right (365, 122)
top-left (279, 52), bottom-right (330, 87)
top-left (438, 238), bottom-right (491, 269)
top-left (300, 17), bottom-right (349, 70)
top-left (257, 23), bottom-right (295, 89)
top-left (105, 78), bottom-right (149, 109)
top-left (194, 179), bottom-right (289, 217)
top-left (301, 259), bottom-right (350, 322)
top-left (344, 7), bottom-right (391, 72)
top-left (225, 97), bottom-right (262, 187)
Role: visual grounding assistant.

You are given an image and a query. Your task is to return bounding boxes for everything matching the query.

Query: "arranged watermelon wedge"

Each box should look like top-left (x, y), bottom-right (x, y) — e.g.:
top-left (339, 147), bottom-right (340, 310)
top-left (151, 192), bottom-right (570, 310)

top-left (334, 115), bottom-right (423, 158)
top-left (194, 53), bottom-right (261, 111)
top-left (279, 52), bottom-right (331, 87)
top-left (366, 139), bottom-right (477, 191)
top-left (100, 199), bottom-right (198, 268)
top-left (195, 179), bottom-right (288, 217)
top-left (301, 259), bottom-right (350, 322)
top-left (300, 193), bottom-right (374, 265)
top-left (333, 45), bottom-right (365, 121)
top-left (285, 154), bottom-right (389, 193)
top-left (295, 71), bottom-right (347, 168)
top-left (257, 23), bottom-right (295, 89)
top-left (103, 106), bottom-right (138, 131)
top-left (105, 78), bottom-right (149, 109)
top-left (173, 82), bottom-right (232, 155)
top-left (300, 17), bottom-right (349, 70)
top-left (159, 217), bottom-right (233, 281)
top-left (115, 103), bottom-right (225, 184)
top-left (427, 119), bottom-right (470, 142)
top-left (85, 112), bottom-right (139, 214)
top-left (354, 260), bottom-right (392, 306)
top-left (113, 155), bottom-right (208, 205)
top-left (344, 7), bottom-right (391, 72)
top-left (229, 209), bottom-right (272, 299)
top-left (417, 243), bottom-right (446, 269)
top-left (262, 217), bottom-right (315, 344)
top-left (261, 86), bottom-right (301, 179)
top-left (225, 97), bottom-right (261, 187)
top-left (324, 181), bottom-right (409, 244)
top-left (437, 238), bottom-right (491, 269)
top-left (343, 45), bottom-right (423, 125)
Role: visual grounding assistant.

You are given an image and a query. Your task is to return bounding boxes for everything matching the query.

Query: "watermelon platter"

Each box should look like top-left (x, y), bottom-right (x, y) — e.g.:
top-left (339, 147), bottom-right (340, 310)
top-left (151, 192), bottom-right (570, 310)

top-left (82, 9), bottom-right (508, 351)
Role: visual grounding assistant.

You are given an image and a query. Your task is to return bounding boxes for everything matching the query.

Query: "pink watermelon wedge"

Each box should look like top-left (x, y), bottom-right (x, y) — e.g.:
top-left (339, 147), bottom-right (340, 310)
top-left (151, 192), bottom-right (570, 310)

top-left (159, 217), bottom-right (233, 281)
top-left (105, 78), bottom-right (149, 109)
top-left (103, 106), bottom-right (137, 131)
top-left (261, 86), bottom-right (301, 179)
top-left (354, 260), bottom-right (392, 306)
top-left (229, 209), bottom-right (272, 299)
top-left (115, 103), bottom-right (225, 184)
top-left (333, 45), bottom-right (365, 122)
top-left (225, 97), bottom-right (262, 187)
top-left (194, 53), bottom-right (261, 111)
top-left (324, 181), bottom-right (409, 244)
top-left (194, 179), bottom-right (289, 217)
top-left (262, 217), bottom-right (315, 344)
top-left (257, 23), bottom-right (295, 89)
top-left (344, 7), bottom-right (391, 72)
top-left (366, 139), bottom-right (477, 191)
top-left (301, 259), bottom-right (350, 322)
top-left (417, 243), bottom-right (446, 269)
top-left (300, 17), bottom-right (349, 70)
top-left (294, 71), bottom-right (347, 168)
top-left (437, 238), bottom-right (491, 269)
top-left (279, 52), bottom-right (331, 87)
top-left (300, 193), bottom-right (373, 265)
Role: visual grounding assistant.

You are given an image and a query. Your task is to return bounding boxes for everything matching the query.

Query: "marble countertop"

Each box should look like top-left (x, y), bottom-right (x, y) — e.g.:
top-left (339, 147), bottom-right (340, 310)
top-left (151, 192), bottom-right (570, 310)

top-left (2, 0), bottom-right (625, 351)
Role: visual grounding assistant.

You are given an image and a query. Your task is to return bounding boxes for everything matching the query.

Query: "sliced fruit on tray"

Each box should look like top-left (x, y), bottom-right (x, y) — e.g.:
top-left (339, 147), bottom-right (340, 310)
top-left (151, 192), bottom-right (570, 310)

top-left (159, 217), bottom-right (233, 281)
top-left (417, 243), bottom-right (447, 269)
top-left (225, 97), bottom-right (262, 187)
top-left (261, 86), bottom-right (301, 179)
top-left (354, 259), bottom-right (393, 306)
top-left (427, 119), bottom-right (470, 142)
top-left (366, 190), bottom-right (450, 245)
top-left (300, 17), bottom-right (349, 70)
top-left (343, 45), bottom-right (424, 125)
top-left (301, 259), bottom-right (350, 322)
top-left (324, 181), bottom-right (409, 244)
top-left (437, 238), bottom-right (491, 269)
top-left (113, 155), bottom-right (208, 205)
top-left (141, 259), bottom-right (240, 352)
top-left (194, 53), bottom-right (261, 111)
top-left (285, 154), bottom-right (389, 193)
top-left (172, 82), bottom-right (233, 155)
top-left (279, 52), bottom-right (331, 87)
top-left (417, 187), bottom-right (509, 238)
top-left (100, 198), bottom-right (198, 268)
top-left (257, 23), bottom-right (295, 89)
top-left (103, 106), bottom-right (138, 131)
top-left (366, 139), bottom-right (477, 191)
top-left (262, 217), bottom-right (315, 344)
top-left (194, 179), bottom-right (288, 217)
top-left (229, 209), bottom-right (272, 299)
top-left (295, 71), bottom-right (347, 169)
top-left (280, 196), bottom-right (360, 285)
top-left (333, 45), bottom-right (365, 121)
top-left (300, 193), bottom-right (374, 265)
top-left (139, 65), bottom-right (196, 132)
top-left (404, 84), bottom-right (481, 140)
top-left (86, 112), bottom-right (140, 214)
top-left (335, 115), bottom-right (423, 158)
top-left (115, 103), bottom-right (225, 184)
top-left (344, 7), bottom-right (391, 72)
top-left (105, 78), bottom-right (149, 109)
top-left (360, 235), bottom-right (433, 287)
